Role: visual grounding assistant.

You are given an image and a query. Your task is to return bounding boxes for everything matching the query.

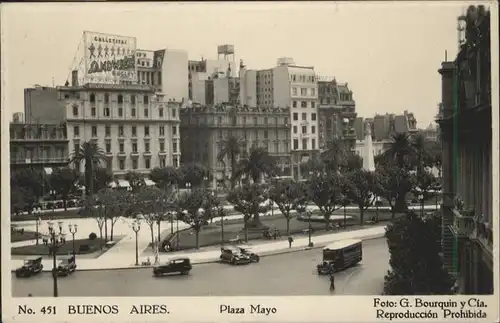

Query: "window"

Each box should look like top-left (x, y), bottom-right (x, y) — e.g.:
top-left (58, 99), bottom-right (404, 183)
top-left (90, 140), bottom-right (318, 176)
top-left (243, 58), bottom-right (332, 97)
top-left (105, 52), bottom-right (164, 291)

top-left (132, 143), bottom-right (138, 152)
top-left (172, 108), bottom-right (176, 118)
top-left (264, 130), bottom-right (268, 139)
top-left (311, 88), bottom-right (316, 96)
top-left (131, 95), bottom-right (136, 105)
top-left (119, 143), bottom-right (124, 153)
top-left (144, 126), bottom-right (150, 136)
top-left (132, 159), bottom-right (138, 169)
top-left (292, 101), bottom-right (297, 108)
top-left (160, 158), bottom-right (166, 168)
top-left (293, 125), bottom-right (297, 134)
top-left (284, 141), bottom-right (289, 152)
top-left (159, 126), bottom-right (165, 136)
top-left (301, 101), bottom-right (307, 108)
top-left (119, 159), bottom-right (125, 170)
top-left (160, 142), bottom-right (165, 151)
top-left (173, 142), bottom-right (177, 153)
top-left (145, 158), bottom-right (150, 169)
top-left (132, 126), bottom-right (137, 137)
top-left (172, 126), bottom-right (177, 136)
top-left (91, 107), bottom-right (96, 117)
top-left (302, 126), bottom-right (307, 134)
top-left (73, 126), bottom-right (80, 137)
top-left (253, 117), bottom-right (258, 125)
top-left (74, 143), bottom-right (80, 154)
top-left (302, 139), bottom-right (308, 150)
top-left (293, 139), bottom-right (299, 150)
top-left (145, 142), bottom-right (150, 152)
top-left (311, 126), bottom-right (316, 134)
top-left (119, 126), bottom-right (124, 136)
top-left (72, 105), bottom-right (78, 116)
top-left (159, 108), bottom-right (164, 117)
top-left (105, 126), bottom-right (110, 137)
top-left (293, 113), bottom-right (298, 121)
top-left (89, 93), bottom-right (96, 103)
top-left (173, 157), bottom-right (178, 167)
top-left (104, 93), bottom-right (109, 104)
top-left (311, 102), bottom-right (315, 109)
top-left (292, 87), bottom-right (297, 95)
top-left (302, 113), bottom-right (307, 121)
top-left (118, 108), bottom-right (123, 117)
top-left (274, 142), bottom-right (279, 153)
top-left (312, 139), bottom-right (316, 150)
top-left (144, 108), bottom-right (149, 118)
top-left (91, 126), bottom-right (97, 137)
top-left (118, 95), bottom-right (123, 104)
top-left (311, 113), bottom-right (317, 121)
top-left (105, 142), bottom-right (111, 153)
top-left (131, 108), bottom-right (136, 117)
top-left (301, 88), bottom-right (307, 96)
top-left (284, 117), bottom-right (288, 125)
top-left (144, 95), bottom-right (149, 104)
top-left (104, 107), bottom-right (110, 117)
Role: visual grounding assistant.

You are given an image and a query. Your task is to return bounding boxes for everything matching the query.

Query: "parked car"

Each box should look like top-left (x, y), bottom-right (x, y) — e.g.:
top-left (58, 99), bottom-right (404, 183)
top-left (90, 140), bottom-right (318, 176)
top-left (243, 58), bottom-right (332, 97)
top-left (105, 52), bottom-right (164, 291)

top-left (236, 245), bottom-right (260, 262)
top-left (220, 246), bottom-right (252, 265)
top-left (15, 256), bottom-right (43, 278)
top-left (153, 257), bottom-right (192, 277)
top-left (316, 260), bottom-right (336, 275)
top-left (56, 255), bottom-right (77, 276)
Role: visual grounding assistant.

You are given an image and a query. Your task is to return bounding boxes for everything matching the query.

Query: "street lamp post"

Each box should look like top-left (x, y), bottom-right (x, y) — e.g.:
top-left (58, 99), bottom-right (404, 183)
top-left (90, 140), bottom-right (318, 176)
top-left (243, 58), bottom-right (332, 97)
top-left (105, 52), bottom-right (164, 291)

top-left (50, 190), bottom-right (56, 212)
top-left (418, 194), bottom-right (424, 217)
top-left (47, 221), bottom-right (64, 297)
top-left (186, 182), bottom-right (191, 193)
top-left (168, 212), bottom-right (173, 234)
top-left (307, 210), bottom-right (313, 247)
top-left (35, 210), bottom-right (41, 245)
top-left (203, 176), bottom-right (208, 189)
top-left (132, 220), bottom-right (141, 266)
top-left (68, 223), bottom-right (78, 258)
top-left (219, 206), bottom-right (225, 245)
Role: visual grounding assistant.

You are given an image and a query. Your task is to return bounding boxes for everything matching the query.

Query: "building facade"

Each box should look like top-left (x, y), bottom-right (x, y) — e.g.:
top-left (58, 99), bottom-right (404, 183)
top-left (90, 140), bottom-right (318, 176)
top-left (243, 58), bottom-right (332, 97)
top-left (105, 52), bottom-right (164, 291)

top-left (10, 122), bottom-right (70, 170)
top-left (59, 81), bottom-right (181, 177)
top-left (24, 86), bottom-right (65, 124)
top-left (317, 78), bottom-right (357, 150)
top-left (437, 5), bottom-right (492, 294)
top-left (355, 111), bottom-right (418, 141)
top-left (180, 105), bottom-right (291, 188)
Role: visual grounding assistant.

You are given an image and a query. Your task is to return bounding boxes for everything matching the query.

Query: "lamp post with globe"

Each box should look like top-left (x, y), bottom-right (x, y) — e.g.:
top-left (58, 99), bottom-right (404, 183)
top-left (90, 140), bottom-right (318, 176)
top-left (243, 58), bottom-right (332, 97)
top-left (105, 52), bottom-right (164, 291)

top-left (47, 220), bottom-right (65, 297)
top-left (132, 219), bottom-right (141, 266)
top-left (68, 223), bottom-right (78, 258)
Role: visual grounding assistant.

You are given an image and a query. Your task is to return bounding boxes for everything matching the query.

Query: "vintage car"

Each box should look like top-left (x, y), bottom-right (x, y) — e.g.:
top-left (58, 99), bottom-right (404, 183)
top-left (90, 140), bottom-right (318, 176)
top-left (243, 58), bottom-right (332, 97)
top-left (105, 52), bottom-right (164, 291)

top-left (153, 257), bottom-right (192, 277)
top-left (56, 255), bottom-right (77, 276)
top-left (316, 260), bottom-right (336, 275)
top-left (236, 245), bottom-right (260, 263)
top-left (220, 246), bottom-right (252, 265)
top-left (15, 256), bottom-right (44, 278)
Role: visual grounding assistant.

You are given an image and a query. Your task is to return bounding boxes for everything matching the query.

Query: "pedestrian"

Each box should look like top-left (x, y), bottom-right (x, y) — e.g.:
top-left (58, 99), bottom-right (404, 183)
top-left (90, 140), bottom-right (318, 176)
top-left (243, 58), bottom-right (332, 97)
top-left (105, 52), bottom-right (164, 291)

top-left (329, 273), bottom-right (335, 292)
top-left (288, 236), bottom-right (294, 248)
top-left (28, 293), bottom-right (32, 297)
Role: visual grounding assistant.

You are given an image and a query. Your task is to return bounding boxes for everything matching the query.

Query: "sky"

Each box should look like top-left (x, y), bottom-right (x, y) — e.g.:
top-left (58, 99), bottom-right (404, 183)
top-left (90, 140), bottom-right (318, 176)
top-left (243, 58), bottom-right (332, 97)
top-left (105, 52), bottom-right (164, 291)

top-left (1, 1), bottom-right (489, 128)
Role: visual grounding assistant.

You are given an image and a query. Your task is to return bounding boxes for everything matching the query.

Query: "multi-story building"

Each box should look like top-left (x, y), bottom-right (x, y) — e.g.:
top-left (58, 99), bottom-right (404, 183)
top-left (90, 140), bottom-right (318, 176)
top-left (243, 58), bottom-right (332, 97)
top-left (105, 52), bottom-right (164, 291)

top-left (10, 121), bottom-right (70, 171)
top-left (180, 105), bottom-right (291, 188)
top-left (355, 111), bottom-right (418, 141)
top-left (437, 5), bottom-right (492, 294)
top-left (58, 77), bottom-right (181, 178)
top-left (317, 78), bottom-right (357, 150)
top-left (24, 86), bottom-right (65, 124)
top-left (419, 122), bottom-right (440, 142)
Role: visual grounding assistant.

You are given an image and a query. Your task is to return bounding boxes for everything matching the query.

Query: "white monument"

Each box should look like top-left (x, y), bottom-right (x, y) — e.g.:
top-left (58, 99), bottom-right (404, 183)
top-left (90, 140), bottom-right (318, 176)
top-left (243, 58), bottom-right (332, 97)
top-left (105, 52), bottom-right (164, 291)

top-left (362, 121), bottom-right (375, 172)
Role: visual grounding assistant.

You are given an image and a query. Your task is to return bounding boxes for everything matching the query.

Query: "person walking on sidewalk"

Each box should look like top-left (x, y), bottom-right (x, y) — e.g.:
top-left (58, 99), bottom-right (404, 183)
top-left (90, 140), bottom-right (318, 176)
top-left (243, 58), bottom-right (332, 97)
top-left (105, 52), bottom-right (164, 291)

top-left (329, 272), bottom-right (336, 292)
top-left (288, 236), bottom-right (294, 248)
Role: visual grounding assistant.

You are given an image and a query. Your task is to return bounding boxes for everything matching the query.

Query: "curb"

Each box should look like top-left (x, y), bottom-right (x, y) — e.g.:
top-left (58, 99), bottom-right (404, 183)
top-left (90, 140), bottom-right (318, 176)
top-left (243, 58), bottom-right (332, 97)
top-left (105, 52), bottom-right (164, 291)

top-left (15, 233), bottom-right (385, 272)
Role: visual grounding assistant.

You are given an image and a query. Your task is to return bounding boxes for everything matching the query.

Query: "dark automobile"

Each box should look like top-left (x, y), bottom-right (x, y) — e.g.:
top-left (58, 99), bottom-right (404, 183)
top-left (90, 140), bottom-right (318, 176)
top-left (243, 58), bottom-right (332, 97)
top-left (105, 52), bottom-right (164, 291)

top-left (153, 257), bottom-right (192, 277)
top-left (220, 246), bottom-right (252, 265)
top-left (236, 245), bottom-right (260, 262)
top-left (15, 256), bottom-right (43, 278)
top-left (56, 255), bottom-right (77, 276)
top-left (316, 260), bottom-right (335, 275)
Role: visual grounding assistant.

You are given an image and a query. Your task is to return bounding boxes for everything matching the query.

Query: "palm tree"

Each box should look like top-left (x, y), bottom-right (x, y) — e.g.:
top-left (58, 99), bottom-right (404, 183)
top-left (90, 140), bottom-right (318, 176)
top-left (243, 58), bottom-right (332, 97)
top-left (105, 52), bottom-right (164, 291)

top-left (234, 147), bottom-right (277, 184)
top-left (411, 134), bottom-right (432, 176)
top-left (71, 141), bottom-right (106, 196)
top-left (382, 133), bottom-right (415, 169)
top-left (320, 139), bottom-right (348, 172)
top-left (217, 136), bottom-right (244, 189)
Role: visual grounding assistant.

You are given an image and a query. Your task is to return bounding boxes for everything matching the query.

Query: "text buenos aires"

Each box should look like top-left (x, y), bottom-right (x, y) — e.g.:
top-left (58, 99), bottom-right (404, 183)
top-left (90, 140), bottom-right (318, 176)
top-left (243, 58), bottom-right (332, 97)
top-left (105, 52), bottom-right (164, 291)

top-left (67, 304), bottom-right (169, 315)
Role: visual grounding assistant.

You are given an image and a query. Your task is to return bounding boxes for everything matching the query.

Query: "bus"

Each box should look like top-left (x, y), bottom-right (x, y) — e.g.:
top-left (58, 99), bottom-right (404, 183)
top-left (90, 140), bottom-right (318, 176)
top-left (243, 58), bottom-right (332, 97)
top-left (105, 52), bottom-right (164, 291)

top-left (322, 239), bottom-right (362, 271)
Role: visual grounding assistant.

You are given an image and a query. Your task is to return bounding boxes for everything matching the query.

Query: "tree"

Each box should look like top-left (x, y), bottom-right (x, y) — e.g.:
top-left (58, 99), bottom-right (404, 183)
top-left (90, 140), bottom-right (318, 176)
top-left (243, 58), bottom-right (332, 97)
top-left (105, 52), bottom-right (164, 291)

top-left (217, 136), bottom-right (244, 189)
top-left (384, 212), bottom-right (454, 295)
top-left (411, 134), bottom-right (433, 176)
top-left (11, 168), bottom-right (47, 211)
top-left (178, 163), bottom-right (209, 187)
top-left (374, 166), bottom-right (415, 218)
top-left (345, 169), bottom-right (377, 225)
top-left (49, 167), bottom-right (79, 210)
top-left (269, 180), bottom-right (308, 235)
top-left (11, 186), bottom-right (36, 215)
top-left (307, 173), bottom-right (345, 229)
top-left (94, 167), bottom-right (113, 192)
top-left (227, 184), bottom-right (270, 240)
top-left (125, 171), bottom-right (143, 192)
top-left (177, 188), bottom-right (213, 248)
top-left (71, 141), bottom-right (106, 196)
top-left (149, 166), bottom-right (180, 191)
top-left (343, 152), bottom-right (363, 172)
top-left (320, 139), bottom-right (348, 173)
top-left (83, 193), bottom-right (106, 240)
top-left (300, 158), bottom-right (325, 178)
top-left (234, 147), bottom-right (277, 184)
top-left (99, 189), bottom-right (133, 241)
top-left (382, 133), bottom-right (415, 169)
top-left (413, 171), bottom-right (437, 204)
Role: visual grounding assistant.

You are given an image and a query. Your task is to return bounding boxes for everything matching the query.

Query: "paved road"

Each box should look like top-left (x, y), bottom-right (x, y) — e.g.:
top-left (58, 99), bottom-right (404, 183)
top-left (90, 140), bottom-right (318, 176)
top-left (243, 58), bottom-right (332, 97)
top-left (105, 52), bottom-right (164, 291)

top-left (12, 238), bottom-right (388, 297)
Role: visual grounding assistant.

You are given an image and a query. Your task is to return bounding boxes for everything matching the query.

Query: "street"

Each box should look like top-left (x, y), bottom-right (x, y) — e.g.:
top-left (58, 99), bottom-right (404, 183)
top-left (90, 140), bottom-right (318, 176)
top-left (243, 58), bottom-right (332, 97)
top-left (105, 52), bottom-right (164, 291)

top-left (12, 238), bottom-right (388, 297)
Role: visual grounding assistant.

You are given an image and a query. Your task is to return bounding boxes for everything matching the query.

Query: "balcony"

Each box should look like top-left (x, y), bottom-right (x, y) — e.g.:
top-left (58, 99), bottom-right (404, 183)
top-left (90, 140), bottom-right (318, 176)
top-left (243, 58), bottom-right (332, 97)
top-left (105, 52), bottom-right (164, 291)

top-left (10, 157), bottom-right (70, 165)
top-left (105, 151), bottom-right (113, 157)
top-left (130, 151), bottom-right (139, 157)
top-left (158, 151), bottom-right (167, 156)
top-left (143, 151), bottom-right (152, 156)
top-left (117, 151), bottom-right (126, 157)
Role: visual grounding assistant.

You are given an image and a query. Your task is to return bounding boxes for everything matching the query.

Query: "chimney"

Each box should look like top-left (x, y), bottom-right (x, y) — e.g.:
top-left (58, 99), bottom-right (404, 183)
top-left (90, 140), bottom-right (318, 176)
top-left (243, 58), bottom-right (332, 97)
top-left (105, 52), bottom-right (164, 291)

top-left (71, 70), bottom-right (79, 87)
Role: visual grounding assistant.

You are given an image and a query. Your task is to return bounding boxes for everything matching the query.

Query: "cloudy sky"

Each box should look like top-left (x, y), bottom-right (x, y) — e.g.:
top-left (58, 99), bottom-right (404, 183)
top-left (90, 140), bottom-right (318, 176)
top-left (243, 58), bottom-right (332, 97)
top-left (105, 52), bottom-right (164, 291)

top-left (1, 2), bottom-right (486, 128)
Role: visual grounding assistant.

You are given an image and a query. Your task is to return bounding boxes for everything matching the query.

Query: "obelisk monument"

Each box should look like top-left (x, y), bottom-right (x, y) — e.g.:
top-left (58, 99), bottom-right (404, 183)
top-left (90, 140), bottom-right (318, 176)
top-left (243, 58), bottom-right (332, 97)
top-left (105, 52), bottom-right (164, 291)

top-left (362, 120), bottom-right (375, 172)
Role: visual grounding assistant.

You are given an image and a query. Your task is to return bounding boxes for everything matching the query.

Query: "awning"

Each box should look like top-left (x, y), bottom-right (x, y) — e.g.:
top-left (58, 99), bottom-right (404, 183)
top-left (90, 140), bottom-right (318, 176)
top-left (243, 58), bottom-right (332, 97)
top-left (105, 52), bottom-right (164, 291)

top-left (44, 167), bottom-right (53, 175)
top-left (108, 181), bottom-right (117, 188)
top-left (117, 179), bottom-right (130, 188)
top-left (144, 179), bottom-right (156, 186)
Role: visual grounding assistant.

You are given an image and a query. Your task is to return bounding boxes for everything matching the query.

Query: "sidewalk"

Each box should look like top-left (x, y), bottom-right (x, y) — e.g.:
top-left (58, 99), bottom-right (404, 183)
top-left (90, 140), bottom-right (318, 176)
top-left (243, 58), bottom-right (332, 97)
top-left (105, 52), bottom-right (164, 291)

top-left (11, 225), bottom-right (386, 272)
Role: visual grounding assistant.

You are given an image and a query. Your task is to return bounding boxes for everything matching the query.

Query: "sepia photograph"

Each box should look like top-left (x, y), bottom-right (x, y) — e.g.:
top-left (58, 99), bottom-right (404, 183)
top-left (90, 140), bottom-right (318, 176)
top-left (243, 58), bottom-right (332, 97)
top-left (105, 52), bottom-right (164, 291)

top-left (1, 1), bottom-right (498, 322)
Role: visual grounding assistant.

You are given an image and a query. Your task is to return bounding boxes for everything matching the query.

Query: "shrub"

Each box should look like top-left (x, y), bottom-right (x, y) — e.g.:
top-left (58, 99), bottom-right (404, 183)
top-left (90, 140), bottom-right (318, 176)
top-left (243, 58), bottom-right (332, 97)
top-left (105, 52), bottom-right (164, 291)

top-left (88, 232), bottom-right (97, 240)
top-left (79, 244), bottom-right (90, 253)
